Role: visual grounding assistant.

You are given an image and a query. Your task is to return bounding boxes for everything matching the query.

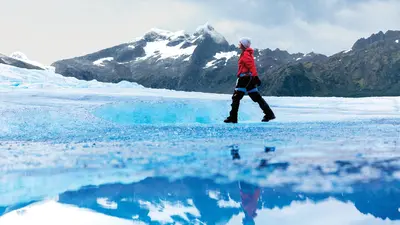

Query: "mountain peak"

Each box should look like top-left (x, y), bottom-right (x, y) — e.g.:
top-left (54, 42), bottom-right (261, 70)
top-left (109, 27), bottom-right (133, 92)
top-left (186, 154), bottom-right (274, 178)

top-left (352, 30), bottom-right (400, 50)
top-left (147, 28), bottom-right (174, 36)
top-left (10, 51), bottom-right (29, 61)
top-left (193, 23), bottom-right (227, 44)
top-left (8, 51), bottom-right (50, 70)
top-left (195, 23), bottom-right (215, 34)
top-left (142, 28), bottom-right (188, 42)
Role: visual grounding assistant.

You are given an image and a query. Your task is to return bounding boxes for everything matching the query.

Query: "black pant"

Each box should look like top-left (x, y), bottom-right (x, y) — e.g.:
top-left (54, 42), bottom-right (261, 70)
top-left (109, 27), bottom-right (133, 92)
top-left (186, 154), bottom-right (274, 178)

top-left (228, 76), bottom-right (275, 119)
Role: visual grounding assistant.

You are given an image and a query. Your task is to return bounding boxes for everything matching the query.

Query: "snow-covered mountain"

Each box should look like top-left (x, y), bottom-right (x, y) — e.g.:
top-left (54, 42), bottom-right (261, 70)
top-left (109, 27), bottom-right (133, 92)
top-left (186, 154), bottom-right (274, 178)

top-left (49, 23), bottom-right (330, 95)
top-left (0, 51), bottom-right (58, 72)
top-left (0, 53), bottom-right (45, 71)
top-left (52, 23), bottom-right (243, 92)
top-left (51, 25), bottom-right (400, 97)
top-left (53, 23), bottom-right (323, 94)
top-left (8, 51), bottom-right (55, 71)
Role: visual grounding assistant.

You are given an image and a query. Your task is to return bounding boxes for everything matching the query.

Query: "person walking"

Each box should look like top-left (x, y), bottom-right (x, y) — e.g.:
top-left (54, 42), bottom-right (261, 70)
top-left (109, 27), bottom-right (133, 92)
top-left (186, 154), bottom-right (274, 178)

top-left (224, 38), bottom-right (275, 123)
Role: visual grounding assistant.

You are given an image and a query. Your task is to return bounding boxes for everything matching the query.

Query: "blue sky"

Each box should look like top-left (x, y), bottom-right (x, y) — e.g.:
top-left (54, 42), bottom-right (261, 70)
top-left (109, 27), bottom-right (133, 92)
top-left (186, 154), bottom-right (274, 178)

top-left (1, 0), bottom-right (399, 64)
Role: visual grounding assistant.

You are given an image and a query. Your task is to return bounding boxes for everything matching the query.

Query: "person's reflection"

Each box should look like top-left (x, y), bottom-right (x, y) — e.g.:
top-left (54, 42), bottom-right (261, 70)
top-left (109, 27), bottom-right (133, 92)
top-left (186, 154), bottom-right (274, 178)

top-left (239, 181), bottom-right (260, 225)
top-left (231, 145), bottom-right (270, 225)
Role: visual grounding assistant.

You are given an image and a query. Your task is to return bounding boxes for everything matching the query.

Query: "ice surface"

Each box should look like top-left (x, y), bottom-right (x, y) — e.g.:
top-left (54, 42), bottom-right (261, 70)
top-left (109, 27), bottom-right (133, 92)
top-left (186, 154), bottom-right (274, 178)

top-left (0, 63), bottom-right (143, 89)
top-left (1, 85), bottom-right (399, 206)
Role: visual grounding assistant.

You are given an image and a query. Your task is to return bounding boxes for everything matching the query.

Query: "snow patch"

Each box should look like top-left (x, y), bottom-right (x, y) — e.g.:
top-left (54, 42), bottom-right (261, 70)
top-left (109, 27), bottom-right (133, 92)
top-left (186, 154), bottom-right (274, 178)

top-left (148, 28), bottom-right (174, 38)
top-left (296, 57), bottom-right (302, 61)
top-left (205, 60), bottom-right (217, 68)
top-left (217, 195), bottom-right (241, 208)
top-left (344, 49), bottom-right (352, 53)
top-left (130, 24), bottom-right (229, 62)
top-left (130, 28), bottom-right (187, 46)
top-left (215, 51), bottom-right (238, 60)
top-left (137, 40), bottom-right (196, 61)
top-left (148, 28), bottom-right (187, 40)
top-left (96, 198), bottom-right (118, 209)
top-left (93, 57), bottom-right (113, 66)
top-left (187, 199), bottom-right (194, 205)
top-left (208, 190), bottom-right (220, 200)
top-left (139, 200), bottom-right (200, 223)
top-left (396, 39), bottom-right (399, 44)
top-left (204, 51), bottom-right (238, 68)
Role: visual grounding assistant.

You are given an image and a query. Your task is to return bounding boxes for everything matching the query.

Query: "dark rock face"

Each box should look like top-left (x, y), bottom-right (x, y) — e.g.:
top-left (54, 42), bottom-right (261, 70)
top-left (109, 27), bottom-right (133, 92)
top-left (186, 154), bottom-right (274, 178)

top-left (51, 26), bottom-right (400, 97)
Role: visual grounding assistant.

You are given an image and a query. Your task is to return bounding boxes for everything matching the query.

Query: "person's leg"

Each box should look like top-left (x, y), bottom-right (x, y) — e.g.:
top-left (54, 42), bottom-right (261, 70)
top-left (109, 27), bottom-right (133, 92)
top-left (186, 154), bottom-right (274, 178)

top-left (224, 76), bottom-right (251, 123)
top-left (224, 90), bottom-right (245, 123)
top-left (248, 91), bottom-right (275, 122)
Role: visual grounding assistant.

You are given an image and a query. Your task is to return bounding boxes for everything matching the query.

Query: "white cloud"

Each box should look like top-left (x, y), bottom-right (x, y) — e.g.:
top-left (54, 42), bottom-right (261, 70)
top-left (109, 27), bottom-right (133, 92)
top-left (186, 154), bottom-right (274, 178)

top-left (0, 0), bottom-right (399, 63)
top-left (214, 0), bottom-right (400, 55)
top-left (214, 19), bottom-right (364, 55)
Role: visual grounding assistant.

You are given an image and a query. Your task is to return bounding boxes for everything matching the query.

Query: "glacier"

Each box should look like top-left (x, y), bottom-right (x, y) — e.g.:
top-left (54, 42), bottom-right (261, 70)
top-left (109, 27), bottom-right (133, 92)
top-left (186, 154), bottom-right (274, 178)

top-left (0, 63), bottom-right (399, 224)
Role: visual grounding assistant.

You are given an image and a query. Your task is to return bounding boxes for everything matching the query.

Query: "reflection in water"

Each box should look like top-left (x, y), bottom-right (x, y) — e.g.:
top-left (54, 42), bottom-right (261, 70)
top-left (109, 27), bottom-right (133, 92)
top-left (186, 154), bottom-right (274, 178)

top-left (51, 146), bottom-right (399, 224)
top-left (239, 181), bottom-right (260, 225)
top-left (1, 145), bottom-right (399, 224)
top-left (234, 145), bottom-right (275, 225)
top-left (54, 177), bottom-right (399, 225)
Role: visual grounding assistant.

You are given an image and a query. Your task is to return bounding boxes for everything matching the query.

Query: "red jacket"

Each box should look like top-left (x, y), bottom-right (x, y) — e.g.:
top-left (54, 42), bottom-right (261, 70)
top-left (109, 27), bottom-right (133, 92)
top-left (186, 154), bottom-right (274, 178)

top-left (237, 48), bottom-right (258, 77)
top-left (240, 188), bottom-right (260, 218)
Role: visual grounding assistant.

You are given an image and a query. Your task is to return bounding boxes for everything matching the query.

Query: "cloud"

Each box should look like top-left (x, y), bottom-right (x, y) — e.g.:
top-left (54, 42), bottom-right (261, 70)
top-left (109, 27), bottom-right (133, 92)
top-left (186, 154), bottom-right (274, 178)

top-left (0, 0), bottom-right (208, 64)
top-left (0, 0), bottom-right (399, 63)
top-left (211, 0), bottom-right (400, 55)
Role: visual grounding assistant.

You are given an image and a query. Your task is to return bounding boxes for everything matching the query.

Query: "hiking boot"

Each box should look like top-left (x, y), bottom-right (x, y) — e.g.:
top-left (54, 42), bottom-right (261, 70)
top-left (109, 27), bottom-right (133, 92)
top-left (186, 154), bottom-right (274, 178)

top-left (224, 116), bottom-right (238, 123)
top-left (262, 115), bottom-right (275, 122)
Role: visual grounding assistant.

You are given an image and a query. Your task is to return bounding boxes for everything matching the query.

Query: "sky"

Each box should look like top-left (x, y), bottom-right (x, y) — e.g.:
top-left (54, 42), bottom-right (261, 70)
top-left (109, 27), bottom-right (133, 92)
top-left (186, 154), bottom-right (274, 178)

top-left (1, 0), bottom-right (400, 64)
